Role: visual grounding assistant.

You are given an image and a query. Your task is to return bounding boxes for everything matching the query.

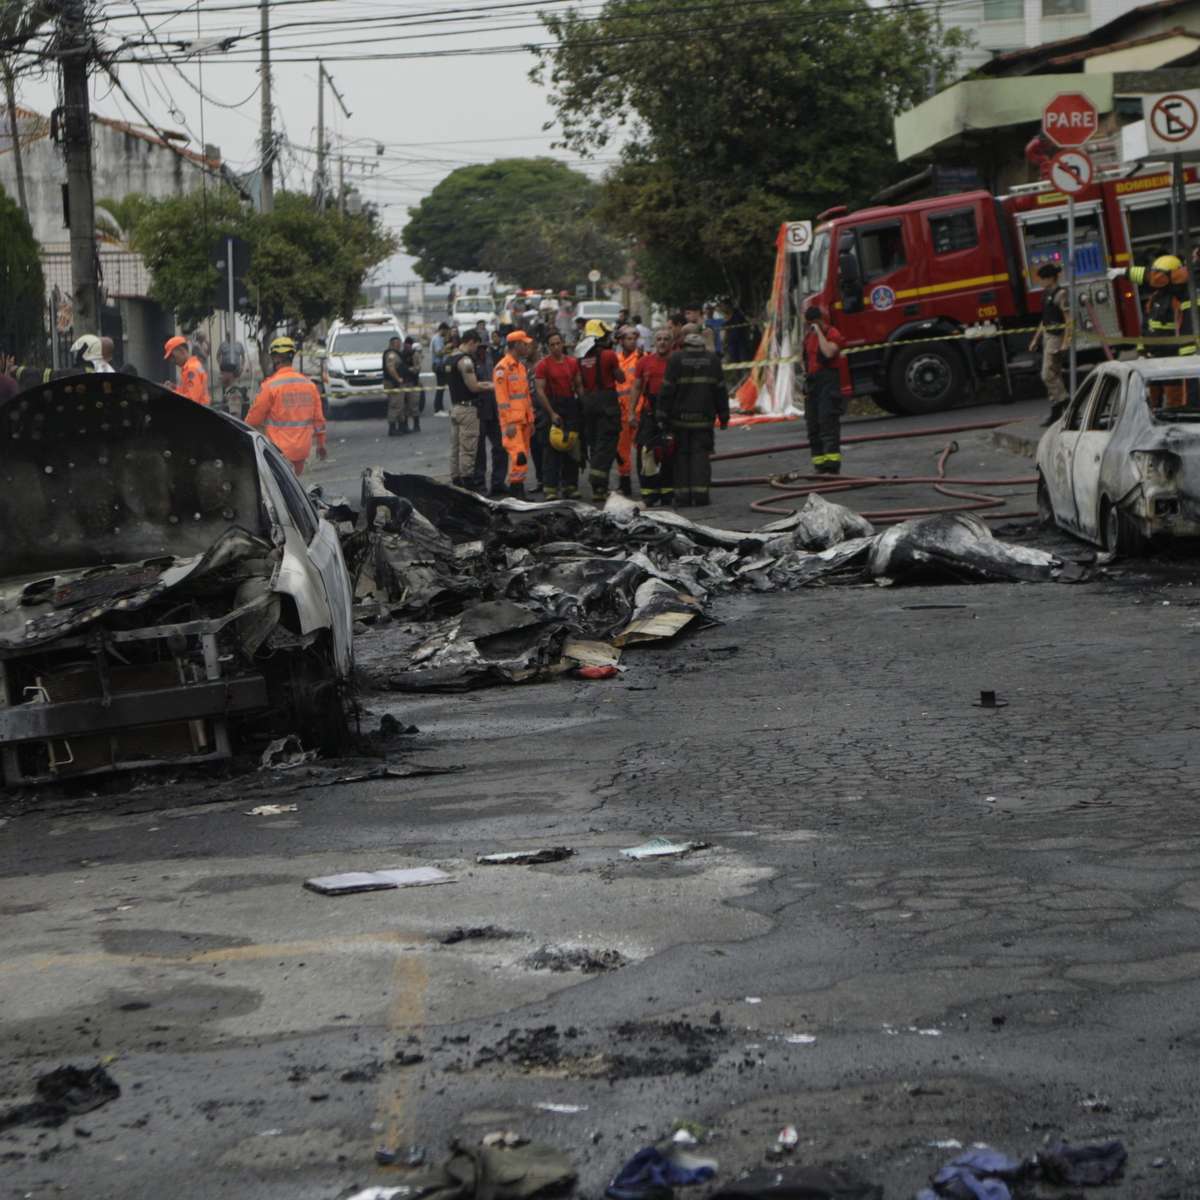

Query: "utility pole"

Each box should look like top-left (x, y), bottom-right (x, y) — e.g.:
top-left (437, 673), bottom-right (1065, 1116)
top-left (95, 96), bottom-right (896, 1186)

top-left (315, 59), bottom-right (325, 208)
top-left (59, 0), bottom-right (98, 335)
top-left (259, 0), bottom-right (273, 212)
top-left (338, 153), bottom-right (345, 216)
top-left (2, 58), bottom-right (28, 216)
top-left (315, 61), bottom-right (350, 212)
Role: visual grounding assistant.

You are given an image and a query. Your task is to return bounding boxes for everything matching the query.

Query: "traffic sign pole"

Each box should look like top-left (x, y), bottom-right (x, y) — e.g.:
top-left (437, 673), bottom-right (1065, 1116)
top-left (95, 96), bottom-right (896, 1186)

top-left (1067, 196), bottom-right (1076, 403)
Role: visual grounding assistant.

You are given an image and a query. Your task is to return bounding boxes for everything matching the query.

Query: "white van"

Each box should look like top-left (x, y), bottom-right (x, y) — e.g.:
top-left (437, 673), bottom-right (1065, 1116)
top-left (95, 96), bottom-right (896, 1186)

top-left (449, 294), bottom-right (498, 333)
top-left (322, 309), bottom-right (404, 417)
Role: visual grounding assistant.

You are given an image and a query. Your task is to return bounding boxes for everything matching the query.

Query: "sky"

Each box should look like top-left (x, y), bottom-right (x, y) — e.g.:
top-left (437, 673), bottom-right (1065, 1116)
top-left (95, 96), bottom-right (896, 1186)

top-left (14, 0), bottom-right (621, 288)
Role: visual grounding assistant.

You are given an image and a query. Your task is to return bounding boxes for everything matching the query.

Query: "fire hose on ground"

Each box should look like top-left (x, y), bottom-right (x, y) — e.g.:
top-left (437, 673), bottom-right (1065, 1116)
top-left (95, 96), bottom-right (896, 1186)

top-left (708, 418), bottom-right (1039, 524)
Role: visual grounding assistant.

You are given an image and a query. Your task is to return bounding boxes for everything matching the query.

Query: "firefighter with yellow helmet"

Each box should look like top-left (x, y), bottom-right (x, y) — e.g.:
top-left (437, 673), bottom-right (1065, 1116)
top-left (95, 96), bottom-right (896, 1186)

top-left (1128, 253), bottom-right (1192, 407)
top-left (245, 336), bottom-right (327, 476)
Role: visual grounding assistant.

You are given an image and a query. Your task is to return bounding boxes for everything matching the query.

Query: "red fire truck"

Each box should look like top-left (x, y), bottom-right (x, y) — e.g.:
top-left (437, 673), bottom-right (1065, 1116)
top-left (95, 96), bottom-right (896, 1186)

top-left (796, 164), bottom-right (1198, 415)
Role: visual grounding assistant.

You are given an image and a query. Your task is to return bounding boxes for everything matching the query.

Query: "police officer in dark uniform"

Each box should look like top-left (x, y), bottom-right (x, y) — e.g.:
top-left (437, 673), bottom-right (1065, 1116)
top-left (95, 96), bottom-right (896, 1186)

top-left (656, 324), bottom-right (729, 507)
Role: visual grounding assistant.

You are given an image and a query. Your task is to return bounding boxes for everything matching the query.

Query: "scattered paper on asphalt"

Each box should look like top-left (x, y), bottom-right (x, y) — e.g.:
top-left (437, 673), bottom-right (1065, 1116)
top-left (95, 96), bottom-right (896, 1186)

top-left (621, 835), bottom-right (711, 860)
top-left (534, 1102), bottom-right (588, 1113)
top-left (246, 804), bottom-right (297, 816)
top-left (303, 867), bottom-right (454, 895)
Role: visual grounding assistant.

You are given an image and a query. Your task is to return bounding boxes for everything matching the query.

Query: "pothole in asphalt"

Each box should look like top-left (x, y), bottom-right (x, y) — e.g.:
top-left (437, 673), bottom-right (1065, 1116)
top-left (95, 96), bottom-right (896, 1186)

top-left (520, 945), bottom-right (627, 973)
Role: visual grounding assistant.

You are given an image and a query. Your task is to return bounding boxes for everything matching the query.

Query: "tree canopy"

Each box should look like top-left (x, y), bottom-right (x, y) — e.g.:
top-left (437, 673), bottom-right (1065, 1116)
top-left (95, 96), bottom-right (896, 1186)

top-left (534, 0), bottom-right (969, 309)
top-left (0, 187), bottom-right (45, 359)
top-left (401, 157), bottom-right (616, 286)
top-left (131, 187), bottom-right (397, 338)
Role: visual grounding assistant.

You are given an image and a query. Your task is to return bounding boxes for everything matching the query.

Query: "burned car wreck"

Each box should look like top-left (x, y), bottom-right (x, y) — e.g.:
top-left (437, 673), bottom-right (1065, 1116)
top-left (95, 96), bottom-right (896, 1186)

top-left (1037, 358), bottom-right (1200, 554)
top-left (0, 376), bottom-right (353, 785)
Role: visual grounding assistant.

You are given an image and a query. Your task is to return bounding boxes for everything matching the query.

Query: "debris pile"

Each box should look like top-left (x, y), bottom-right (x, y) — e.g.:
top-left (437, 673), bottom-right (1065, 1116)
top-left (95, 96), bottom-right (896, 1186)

top-left (339, 473), bottom-right (1069, 693)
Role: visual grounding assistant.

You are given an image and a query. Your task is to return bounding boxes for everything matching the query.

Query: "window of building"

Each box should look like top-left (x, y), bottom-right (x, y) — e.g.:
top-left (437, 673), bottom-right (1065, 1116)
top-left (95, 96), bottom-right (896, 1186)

top-left (858, 223), bottom-right (906, 280)
top-left (1042, 0), bottom-right (1085, 15)
top-left (929, 209), bottom-right (979, 254)
top-left (983, 0), bottom-right (1022, 20)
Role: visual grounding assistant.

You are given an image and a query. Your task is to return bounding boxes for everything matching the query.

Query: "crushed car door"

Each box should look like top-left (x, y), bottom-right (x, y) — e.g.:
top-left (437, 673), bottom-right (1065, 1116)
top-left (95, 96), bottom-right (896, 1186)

top-left (1073, 372), bottom-right (1123, 542)
top-left (1049, 374), bottom-right (1098, 531)
top-left (261, 446), bottom-right (354, 675)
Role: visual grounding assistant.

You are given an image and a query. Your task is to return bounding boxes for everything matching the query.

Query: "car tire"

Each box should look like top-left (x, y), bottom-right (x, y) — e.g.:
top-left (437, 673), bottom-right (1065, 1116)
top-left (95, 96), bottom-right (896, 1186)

top-left (887, 342), bottom-right (969, 416)
top-left (1036, 474), bottom-right (1055, 528)
top-left (1101, 497), bottom-right (1145, 557)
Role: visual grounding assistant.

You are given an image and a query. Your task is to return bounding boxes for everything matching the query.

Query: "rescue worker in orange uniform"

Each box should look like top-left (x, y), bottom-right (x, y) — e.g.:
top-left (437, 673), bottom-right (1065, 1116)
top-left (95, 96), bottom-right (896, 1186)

top-left (245, 336), bottom-right (327, 477)
top-left (164, 335), bottom-right (209, 406)
top-left (493, 329), bottom-right (535, 498)
top-left (615, 325), bottom-right (642, 498)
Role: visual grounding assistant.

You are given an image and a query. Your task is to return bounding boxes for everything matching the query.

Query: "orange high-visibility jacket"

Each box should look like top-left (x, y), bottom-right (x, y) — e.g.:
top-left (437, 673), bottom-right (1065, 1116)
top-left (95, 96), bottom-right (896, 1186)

top-left (493, 354), bottom-right (533, 431)
top-left (617, 350), bottom-right (641, 408)
top-left (246, 366), bottom-right (327, 462)
top-left (175, 355), bottom-right (210, 406)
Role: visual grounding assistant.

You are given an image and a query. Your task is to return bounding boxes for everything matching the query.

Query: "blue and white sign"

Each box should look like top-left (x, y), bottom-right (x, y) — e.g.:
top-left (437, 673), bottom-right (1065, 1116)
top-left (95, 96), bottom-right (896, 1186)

top-left (870, 284), bottom-right (896, 311)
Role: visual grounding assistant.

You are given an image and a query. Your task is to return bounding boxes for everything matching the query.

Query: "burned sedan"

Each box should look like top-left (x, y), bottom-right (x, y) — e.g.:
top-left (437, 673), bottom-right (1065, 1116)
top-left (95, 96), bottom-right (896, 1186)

top-left (0, 374), bottom-right (353, 785)
top-left (1036, 358), bottom-right (1200, 554)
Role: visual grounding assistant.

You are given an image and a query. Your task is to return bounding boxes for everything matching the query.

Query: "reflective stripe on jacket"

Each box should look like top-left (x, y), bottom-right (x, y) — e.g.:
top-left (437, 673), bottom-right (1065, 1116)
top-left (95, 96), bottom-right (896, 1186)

top-left (245, 366), bottom-right (326, 461)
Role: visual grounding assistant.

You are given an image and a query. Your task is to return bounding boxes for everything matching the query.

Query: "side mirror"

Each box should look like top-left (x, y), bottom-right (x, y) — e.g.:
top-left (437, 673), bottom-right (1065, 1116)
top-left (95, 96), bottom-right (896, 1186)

top-left (840, 253), bottom-right (863, 314)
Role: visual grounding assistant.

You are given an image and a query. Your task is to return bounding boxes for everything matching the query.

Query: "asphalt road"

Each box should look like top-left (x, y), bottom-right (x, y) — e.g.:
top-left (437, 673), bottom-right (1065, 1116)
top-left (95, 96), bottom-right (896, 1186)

top-left (3, 393), bottom-right (1199, 1199)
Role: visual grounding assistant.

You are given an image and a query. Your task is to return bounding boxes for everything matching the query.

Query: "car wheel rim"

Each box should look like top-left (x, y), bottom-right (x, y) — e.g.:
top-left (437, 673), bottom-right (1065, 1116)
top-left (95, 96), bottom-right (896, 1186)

top-left (905, 354), bottom-right (952, 403)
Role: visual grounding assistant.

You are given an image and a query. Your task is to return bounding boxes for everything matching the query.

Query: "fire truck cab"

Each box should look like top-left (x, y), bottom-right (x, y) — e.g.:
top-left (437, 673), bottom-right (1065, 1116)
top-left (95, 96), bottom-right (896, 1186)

top-left (796, 171), bottom-right (1178, 416)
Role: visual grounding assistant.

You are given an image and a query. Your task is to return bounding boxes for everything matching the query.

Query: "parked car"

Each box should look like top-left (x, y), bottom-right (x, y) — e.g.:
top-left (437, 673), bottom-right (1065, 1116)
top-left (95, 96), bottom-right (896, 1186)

top-left (1036, 357), bottom-right (1200, 554)
top-left (322, 309), bottom-right (404, 418)
top-left (0, 375), bottom-right (354, 784)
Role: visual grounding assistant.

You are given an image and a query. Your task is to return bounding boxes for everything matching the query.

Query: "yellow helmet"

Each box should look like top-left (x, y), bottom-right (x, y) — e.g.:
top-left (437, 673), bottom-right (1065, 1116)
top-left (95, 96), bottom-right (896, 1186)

top-left (549, 424), bottom-right (579, 453)
top-left (1149, 255), bottom-right (1189, 288)
top-left (584, 319), bottom-right (610, 338)
top-left (269, 336), bottom-right (297, 356)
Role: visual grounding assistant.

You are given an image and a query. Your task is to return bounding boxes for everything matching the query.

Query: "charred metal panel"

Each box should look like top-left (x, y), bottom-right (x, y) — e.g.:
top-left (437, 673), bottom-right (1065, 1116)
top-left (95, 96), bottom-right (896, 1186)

top-left (0, 376), bottom-right (266, 576)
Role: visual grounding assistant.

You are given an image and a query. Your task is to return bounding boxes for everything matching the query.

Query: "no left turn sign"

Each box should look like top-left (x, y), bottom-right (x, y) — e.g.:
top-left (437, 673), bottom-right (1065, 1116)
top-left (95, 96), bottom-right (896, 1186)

top-left (1049, 148), bottom-right (1094, 195)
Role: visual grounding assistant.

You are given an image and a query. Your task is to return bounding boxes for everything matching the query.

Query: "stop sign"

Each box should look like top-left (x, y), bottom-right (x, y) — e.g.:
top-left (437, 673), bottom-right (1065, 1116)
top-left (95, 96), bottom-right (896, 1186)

top-left (1042, 92), bottom-right (1099, 148)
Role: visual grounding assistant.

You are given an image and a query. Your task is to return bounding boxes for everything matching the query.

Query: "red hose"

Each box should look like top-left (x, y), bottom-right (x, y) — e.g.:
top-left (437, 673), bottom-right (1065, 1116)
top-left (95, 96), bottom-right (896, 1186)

top-left (720, 424), bottom-right (1037, 523)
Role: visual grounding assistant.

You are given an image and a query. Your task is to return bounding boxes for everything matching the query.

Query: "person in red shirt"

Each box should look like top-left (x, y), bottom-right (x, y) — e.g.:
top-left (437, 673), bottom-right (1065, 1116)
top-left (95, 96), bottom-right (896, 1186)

top-left (629, 328), bottom-right (673, 506)
top-left (577, 320), bottom-right (625, 502)
top-left (533, 331), bottom-right (583, 499)
top-left (803, 305), bottom-right (847, 475)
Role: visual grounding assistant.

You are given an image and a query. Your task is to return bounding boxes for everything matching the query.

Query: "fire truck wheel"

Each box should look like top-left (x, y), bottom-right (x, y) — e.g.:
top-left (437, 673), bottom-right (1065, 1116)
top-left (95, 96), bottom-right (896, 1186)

top-left (887, 343), bottom-right (968, 416)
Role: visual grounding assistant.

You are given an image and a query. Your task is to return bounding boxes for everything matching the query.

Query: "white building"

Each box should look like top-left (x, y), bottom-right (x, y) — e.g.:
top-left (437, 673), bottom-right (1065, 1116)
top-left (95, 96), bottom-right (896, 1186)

top-left (936, 0), bottom-right (1146, 72)
top-left (0, 104), bottom-right (218, 375)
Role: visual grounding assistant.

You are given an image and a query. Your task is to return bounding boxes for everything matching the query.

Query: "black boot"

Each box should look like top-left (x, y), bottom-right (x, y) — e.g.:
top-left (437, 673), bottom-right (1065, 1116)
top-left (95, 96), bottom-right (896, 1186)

top-left (411, 415), bottom-right (421, 433)
top-left (618, 475), bottom-right (633, 497)
top-left (1040, 402), bottom-right (1064, 428)
top-left (509, 481), bottom-right (526, 500)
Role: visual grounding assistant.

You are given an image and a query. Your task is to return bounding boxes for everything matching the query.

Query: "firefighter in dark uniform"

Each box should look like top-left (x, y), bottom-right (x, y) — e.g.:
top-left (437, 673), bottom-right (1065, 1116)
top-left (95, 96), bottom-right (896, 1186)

top-left (656, 324), bottom-right (729, 506)
top-left (803, 305), bottom-right (847, 473)
top-left (1130, 253), bottom-right (1190, 407)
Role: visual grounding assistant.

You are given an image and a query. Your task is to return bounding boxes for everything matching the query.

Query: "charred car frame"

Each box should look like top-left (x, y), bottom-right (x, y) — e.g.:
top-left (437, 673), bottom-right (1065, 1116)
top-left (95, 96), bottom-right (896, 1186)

top-left (1036, 358), bottom-right (1200, 555)
top-left (0, 375), bottom-right (353, 785)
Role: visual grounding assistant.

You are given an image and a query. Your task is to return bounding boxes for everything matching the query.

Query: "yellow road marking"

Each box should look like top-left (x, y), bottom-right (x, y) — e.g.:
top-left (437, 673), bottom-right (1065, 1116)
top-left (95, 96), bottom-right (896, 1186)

top-left (376, 954), bottom-right (429, 1154)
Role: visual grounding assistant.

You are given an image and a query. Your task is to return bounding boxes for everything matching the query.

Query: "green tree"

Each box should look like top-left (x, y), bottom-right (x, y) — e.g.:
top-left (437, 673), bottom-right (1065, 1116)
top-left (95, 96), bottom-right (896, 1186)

top-left (251, 191), bottom-right (397, 337)
top-left (0, 187), bottom-right (45, 359)
top-left (401, 157), bottom-right (600, 283)
top-left (130, 187), bottom-right (397, 338)
top-left (480, 208), bottom-right (624, 293)
top-left (535, 0), bottom-right (969, 309)
top-left (95, 193), bottom-right (156, 242)
top-left (130, 186), bottom-right (244, 330)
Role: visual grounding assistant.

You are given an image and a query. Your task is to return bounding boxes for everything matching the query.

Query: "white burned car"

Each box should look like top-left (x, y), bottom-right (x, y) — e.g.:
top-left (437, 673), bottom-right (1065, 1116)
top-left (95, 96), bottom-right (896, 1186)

top-left (1036, 358), bottom-right (1200, 554)
top-left (0, 375), bottom-right (353, 785)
